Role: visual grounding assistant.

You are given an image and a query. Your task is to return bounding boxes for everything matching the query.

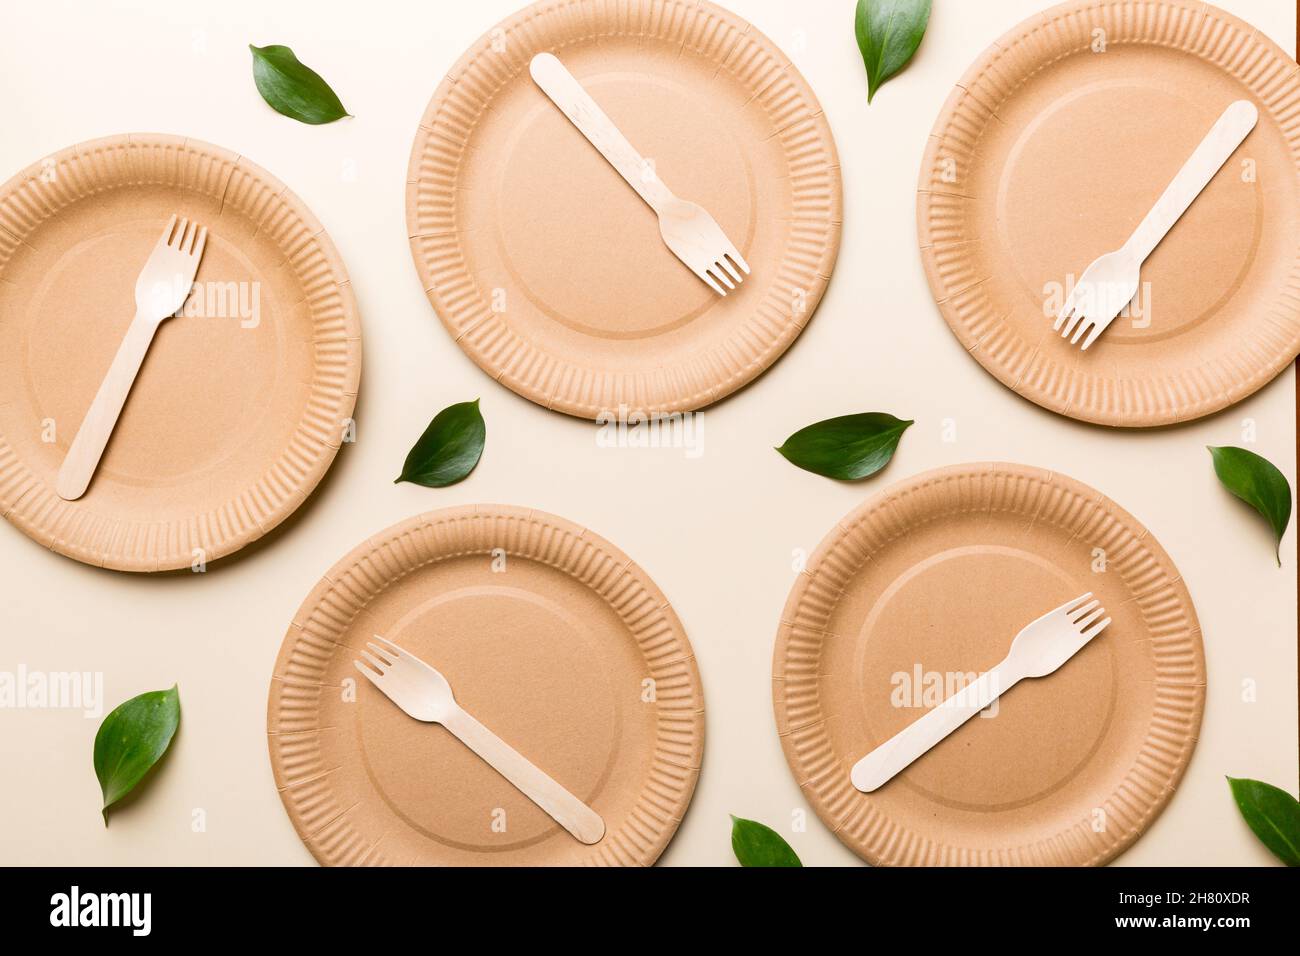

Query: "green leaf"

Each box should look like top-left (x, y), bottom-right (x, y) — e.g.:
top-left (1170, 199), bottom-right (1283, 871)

top-left (249, 44), bottom-right (350, 125)
top-left (777, 412), bottom-right (912, 480)
top-left (1227, 777), bottom-right (1300, 866)
top-left (1208, 446), bottom-right (1292, 565)
top-left (855, 0), bottom-right (932, 103)
top-left (93, 685), bottom-right (180, 825)
top-left (730, 815), bottom-right (802, 867)
top-left (396, 399), bottom-right (486, 487)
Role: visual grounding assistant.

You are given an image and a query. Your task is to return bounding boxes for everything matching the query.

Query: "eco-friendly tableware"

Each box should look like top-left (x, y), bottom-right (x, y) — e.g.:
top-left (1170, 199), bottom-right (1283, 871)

top-left (1056, 101), bottom-right (1258, 350)
top-left (407, 0), bottom-right (841, 419)
top-left (355, 635), bottom-right (606, 845)
top-left (850, 594), bottom-right (1111, 793)
top-left (529, 52), bottom-right (749, 297)
top-left (0, 134), bottom-right (360, 571)
top-left (57, 215), bottom-right (208, 501)
top-left (773, 463), bottom-right (1204, 866)
top-left (269, 506), bottom-right (704, 866)
top-left (920, 0), bottom-right (1300, 426)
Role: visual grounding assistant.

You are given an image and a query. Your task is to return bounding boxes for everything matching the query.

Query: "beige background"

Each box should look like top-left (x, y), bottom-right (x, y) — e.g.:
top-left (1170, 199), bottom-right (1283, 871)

top-left (0, 0), bottom-right (1295, 866)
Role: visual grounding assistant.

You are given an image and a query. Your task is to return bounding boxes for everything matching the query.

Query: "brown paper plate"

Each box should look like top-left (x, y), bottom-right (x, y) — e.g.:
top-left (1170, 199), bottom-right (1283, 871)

top-left (920, 0), bottom-right (1300, 427)
top-left (407, 0), bottom-right (841, 419)
top-left (773, 463), bottom-right (1205, 866)
top-left (0, 134), bottom-right (360, 571)
top-left (268, 505), bottom-right (704, 866)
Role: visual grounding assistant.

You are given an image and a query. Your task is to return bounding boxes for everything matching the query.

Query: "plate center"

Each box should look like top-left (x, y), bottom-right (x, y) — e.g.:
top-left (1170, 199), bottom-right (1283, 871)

top-left (856, 545), bottom-right (1116, 810)
top-left (998, 78), bottom-right (1262, 344)
top-left (495, 68), bottom-right (754, 339)
top-left (359, 584), bottom-right (620, 850)
top-left (16, 213), bottom-right (283, 483)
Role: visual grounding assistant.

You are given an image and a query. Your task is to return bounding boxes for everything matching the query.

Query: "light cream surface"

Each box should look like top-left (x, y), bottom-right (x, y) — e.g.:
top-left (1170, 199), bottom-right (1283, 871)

top-left (0, 0), bottom-right (1294, 867)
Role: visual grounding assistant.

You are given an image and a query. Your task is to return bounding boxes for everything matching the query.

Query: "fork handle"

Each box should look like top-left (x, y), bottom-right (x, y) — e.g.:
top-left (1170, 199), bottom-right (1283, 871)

top-left (849, 660), bottom-right (1020, 793)
top-left (1123, 100), bottom-right (1258, 263)
top-left (56, 310), bottom-right (159, 501)
top-left (529, 52), bottom-right (674, 214)
top-left (442, 705), bottom-right (606, 845)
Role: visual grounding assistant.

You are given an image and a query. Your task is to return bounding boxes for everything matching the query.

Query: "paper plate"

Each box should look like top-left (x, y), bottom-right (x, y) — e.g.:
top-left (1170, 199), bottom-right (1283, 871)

top-left (773, 463), bottom-right (1205, 866)
top-left (268, 506), bottom-right (704, 866)
top-left (0, 134), bottom-right (360, 571)
top-left (919, 0), bottom-right (1300, 427)
top-left (407, 0), bottom-right (841, 419)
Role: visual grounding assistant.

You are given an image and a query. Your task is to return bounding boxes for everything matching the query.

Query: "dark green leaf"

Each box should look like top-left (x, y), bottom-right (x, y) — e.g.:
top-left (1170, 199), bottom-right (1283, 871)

top-left (777, 412), bottom-right (912, 480)
top-left (249, 44), bottom-right (350, 125)
top-left (855, 0), bottom-right (932, 103)
top-left (396, 399), bottom-right (486, 487)
top-left (730, 815), bottom-right (802, 867)
top-left (93, 685), bottom-right (180, 825)
top-left (1227, 777), bottom-right (1300, 866)
top-left (1209, 446), bottom-right (1292, 565)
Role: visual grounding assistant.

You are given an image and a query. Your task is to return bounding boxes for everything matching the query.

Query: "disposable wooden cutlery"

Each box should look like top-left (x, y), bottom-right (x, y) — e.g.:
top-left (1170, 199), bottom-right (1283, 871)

top-left (1055, 99), bottom-right (1258, 350)
top-left (355, 635), bottom-right (606, 845)
top-left (57, 215), bottom-right (208, 500)
top-left (529, 51), bottom-right (750, 296)
top-left (850, 594), bottom-right (1110, 793)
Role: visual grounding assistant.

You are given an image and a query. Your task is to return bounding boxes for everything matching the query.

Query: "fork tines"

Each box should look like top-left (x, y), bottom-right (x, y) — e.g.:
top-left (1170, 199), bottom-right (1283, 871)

top-left (357, 636), bottom-right (403, 676)
top-left (699, 248), bottom-right (750, 297)
top-left (160, 214), bottom-right (208, 258)
top-left (1064, 592), bottom-right (1110, 637)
